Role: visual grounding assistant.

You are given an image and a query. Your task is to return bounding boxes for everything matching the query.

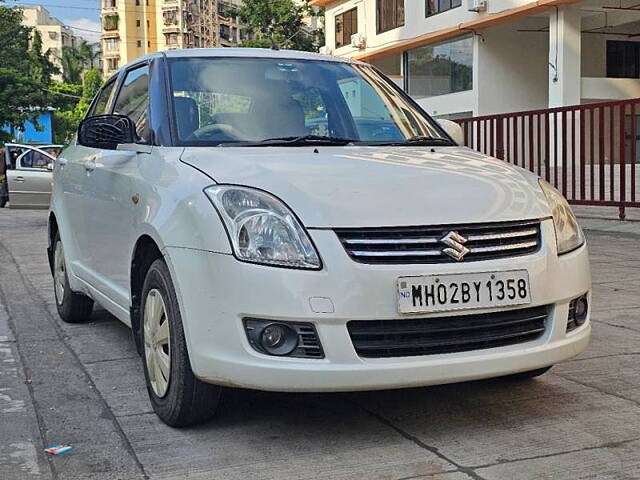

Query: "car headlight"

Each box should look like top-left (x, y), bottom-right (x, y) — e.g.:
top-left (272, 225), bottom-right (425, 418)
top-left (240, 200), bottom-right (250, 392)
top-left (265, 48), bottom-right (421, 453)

top-left (205, 186), bottom-right (321, 269)
top-left (539, 180), bottom-right (585, 255)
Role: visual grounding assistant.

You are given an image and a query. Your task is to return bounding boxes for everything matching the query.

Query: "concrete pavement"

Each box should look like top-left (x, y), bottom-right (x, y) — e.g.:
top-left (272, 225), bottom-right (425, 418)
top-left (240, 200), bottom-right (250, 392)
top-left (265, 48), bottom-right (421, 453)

top-left (1, 209), bottom-right (639, 480)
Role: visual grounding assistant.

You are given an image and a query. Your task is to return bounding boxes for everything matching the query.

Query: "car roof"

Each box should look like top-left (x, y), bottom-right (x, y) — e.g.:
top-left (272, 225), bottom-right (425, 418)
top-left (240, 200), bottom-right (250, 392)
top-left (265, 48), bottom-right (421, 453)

top-left (120, 47), bottom-right (361, 72)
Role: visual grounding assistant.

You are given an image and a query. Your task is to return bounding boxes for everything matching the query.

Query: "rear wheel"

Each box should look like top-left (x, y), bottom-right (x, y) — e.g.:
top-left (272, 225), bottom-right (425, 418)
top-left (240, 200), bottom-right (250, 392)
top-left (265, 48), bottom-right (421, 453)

top-left (504, 366), bottom-right (552, 380)
top-left (53, 233), bottom-right (94, 323)
top-left (141, 258), bottom-right (221, 427)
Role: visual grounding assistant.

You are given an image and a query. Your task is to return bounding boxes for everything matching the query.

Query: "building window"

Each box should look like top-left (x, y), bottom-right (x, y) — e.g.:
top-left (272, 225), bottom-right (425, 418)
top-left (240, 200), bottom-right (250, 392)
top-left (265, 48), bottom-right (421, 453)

top-left (136, 19), bottom-right (141, 27)
top-left (135, 0), bottom-right (140, 5)
top-left (335, 8), bottom-right (357, 49)
top-left (377, 0), bottom-right (404, 34)
top-left (607, 41), bottom-right (640, 78)
top-left (219, 24), bottom-right (230, 40)
top-left (107, 58), bottom-right (119, 71)
top-left (104, 0), bottom-right (116, 7)
top-left (137, 40), bottom-right (142, 47)
top-left (104, 37), bottom-right (119, 52)
top-left (165, 33), bottom-right (179, 45)
top-left (407, 35), bottom-right (473, 99)
top-left (426, 0), bottom-right (462, 17)
top-left (103, 14), bottom-right (118, 31)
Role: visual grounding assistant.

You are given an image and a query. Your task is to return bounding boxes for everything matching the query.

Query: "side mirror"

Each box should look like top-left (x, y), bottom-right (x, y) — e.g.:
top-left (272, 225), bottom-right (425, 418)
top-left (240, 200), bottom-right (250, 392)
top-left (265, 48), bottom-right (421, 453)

top-left (46, 163), bottom-right (54, 171)
top-left (437, 119), bottom-right (465, 147)
top-left (78, 115), bottom-right (137, 150)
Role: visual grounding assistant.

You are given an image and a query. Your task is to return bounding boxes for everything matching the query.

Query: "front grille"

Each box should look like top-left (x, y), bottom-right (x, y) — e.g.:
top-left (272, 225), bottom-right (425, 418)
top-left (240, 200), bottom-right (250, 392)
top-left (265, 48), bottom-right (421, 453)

top-left (335, 220), bottom-right (541, 264)
top-left (294, 324), bottom-right (324, 358)
top-left (347, 305), bottom-right (549, 358)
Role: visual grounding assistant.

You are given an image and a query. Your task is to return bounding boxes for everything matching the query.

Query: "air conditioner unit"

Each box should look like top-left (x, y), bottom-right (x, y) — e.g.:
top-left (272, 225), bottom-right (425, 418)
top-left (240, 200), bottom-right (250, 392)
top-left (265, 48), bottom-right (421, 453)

top-left (319, 45), bottom-right (333, 56)
top-left (468, 0), bottom-right (487, 12)
top-left (351, 33), bottom-right (366, 49)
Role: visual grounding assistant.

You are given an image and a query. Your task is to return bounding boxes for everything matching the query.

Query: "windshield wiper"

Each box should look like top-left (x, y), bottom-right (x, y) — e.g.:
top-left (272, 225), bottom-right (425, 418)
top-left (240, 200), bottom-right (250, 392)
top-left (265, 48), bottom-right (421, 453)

top-left (368, 136), bottom-right (455, 147)
top-left (220, 135), bottom-right (356, 147)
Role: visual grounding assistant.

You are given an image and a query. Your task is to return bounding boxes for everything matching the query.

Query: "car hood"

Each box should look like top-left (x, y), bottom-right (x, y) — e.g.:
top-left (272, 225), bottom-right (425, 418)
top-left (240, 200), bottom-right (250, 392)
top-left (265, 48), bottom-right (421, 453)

top-left (181, 146), bottom-right (551, 228)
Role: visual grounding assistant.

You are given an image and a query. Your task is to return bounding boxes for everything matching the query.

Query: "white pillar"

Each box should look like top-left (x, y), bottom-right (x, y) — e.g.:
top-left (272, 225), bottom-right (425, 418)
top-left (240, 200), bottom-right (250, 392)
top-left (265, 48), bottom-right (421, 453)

top-left (548, 5), bottom-right (581, 108)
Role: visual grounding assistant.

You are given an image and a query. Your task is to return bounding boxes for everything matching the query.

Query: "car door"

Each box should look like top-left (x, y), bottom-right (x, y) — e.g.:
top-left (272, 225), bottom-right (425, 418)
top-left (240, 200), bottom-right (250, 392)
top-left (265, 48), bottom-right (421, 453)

top-left (80, 64), bottom-right (152, 309)
top-left (57, 79), bottom-right (118, 283)
top-left (7, 146), bottom-right (55, 209)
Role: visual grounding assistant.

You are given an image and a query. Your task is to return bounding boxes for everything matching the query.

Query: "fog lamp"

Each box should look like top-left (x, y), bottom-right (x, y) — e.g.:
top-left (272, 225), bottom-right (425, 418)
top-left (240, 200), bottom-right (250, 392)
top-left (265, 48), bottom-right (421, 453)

top-left (574, 296), bottom-right (588, 326)
top-left (257, 323), bottom-right (298, 355)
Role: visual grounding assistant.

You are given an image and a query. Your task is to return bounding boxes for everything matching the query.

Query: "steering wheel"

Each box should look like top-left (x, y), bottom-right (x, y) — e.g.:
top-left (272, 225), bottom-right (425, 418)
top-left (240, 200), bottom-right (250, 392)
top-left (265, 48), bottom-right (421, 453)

top-left (187, 124), bottom-right (240, 142)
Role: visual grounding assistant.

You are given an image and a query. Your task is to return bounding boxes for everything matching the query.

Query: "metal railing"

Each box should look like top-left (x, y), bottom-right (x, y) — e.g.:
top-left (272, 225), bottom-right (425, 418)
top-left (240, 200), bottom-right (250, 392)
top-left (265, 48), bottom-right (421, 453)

top-left (456, 98), bottom-right (640, 219)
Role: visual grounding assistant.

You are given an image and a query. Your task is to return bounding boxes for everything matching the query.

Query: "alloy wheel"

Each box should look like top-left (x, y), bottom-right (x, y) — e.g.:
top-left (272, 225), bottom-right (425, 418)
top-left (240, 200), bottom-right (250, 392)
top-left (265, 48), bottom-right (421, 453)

top-left (54, 241), bottom-right (65, 305)
top-left (144, 288), bottom-right (171, 398)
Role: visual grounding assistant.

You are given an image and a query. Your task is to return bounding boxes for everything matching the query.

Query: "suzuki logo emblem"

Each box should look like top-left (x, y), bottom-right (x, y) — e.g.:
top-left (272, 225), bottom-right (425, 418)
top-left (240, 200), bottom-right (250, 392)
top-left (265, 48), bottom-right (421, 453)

top-left (440, 231), bottom-right (470, 261)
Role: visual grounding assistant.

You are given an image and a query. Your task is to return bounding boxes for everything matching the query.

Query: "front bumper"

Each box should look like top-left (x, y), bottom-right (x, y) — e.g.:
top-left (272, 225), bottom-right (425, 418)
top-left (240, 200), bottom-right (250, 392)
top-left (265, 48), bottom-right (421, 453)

top-left (165, 219), bottom-right (591, 392)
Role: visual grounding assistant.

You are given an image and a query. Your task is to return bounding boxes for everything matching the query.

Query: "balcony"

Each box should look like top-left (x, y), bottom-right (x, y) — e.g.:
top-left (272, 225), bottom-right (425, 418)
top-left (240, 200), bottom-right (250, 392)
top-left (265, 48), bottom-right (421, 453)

top-left (102, 14), bottom-right (119, 32)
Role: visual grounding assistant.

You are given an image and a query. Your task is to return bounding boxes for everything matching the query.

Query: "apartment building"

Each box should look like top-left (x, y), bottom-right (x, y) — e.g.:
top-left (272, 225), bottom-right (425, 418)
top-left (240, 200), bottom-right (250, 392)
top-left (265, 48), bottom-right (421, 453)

top-left (313, 0), bottom-right (640, 119)
top-left (21, 6), bottom-right (81, 82)
top-left (101, 0), bottom-right (244, 77)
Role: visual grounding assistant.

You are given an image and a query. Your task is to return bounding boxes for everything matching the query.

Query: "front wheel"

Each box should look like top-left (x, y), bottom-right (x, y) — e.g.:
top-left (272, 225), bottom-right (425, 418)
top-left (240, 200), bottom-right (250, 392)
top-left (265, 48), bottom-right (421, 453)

top-left (141, 258), bottom-right (221, 427)
top-left (53, 233), bottom-right (93, 323)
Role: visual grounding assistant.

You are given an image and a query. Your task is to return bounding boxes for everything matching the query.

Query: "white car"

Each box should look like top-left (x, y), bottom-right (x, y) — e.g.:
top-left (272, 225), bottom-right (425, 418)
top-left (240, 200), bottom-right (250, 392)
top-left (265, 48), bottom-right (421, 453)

top-left (49, 49), bottom-right (591, 427)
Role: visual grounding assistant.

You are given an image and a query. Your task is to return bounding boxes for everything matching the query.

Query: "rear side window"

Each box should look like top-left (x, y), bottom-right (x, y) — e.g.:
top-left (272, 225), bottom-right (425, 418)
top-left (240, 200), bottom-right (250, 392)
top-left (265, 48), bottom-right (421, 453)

top-left (88, 80), bottom-right (116, 117)
top-left (113, 65), bottom-right (151, 143)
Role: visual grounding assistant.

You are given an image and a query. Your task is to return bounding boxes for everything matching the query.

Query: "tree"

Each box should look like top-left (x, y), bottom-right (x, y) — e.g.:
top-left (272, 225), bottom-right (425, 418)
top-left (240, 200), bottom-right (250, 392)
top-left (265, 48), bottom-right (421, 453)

top-left (230, 0), bottom-right (322, 51)
top-left (50, 69), bottom-right (103, 144)
top-left (59, 46), bottom-right (84, 84)
top-left (0, 1), bottom-right (58, 142)
top-left (77, 40), bottom-right (100, 70)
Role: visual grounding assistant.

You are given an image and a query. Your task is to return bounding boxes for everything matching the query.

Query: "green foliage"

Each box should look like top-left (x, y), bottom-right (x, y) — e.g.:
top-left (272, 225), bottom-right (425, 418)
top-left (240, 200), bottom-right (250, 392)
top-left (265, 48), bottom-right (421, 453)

top-left (0, 1), bottom-right (58, 142)
top-left (52, 69), bottom-right (103, 144)
top-left (229, 0), bottom-right (323, 51)
top-left (59, 46), bottom-right (84, 84)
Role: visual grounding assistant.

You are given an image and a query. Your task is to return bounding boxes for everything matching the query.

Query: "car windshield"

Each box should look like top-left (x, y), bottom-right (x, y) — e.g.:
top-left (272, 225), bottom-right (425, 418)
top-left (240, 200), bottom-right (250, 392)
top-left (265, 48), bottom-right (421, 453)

top-left (168, 57), bottom-right (451, 146)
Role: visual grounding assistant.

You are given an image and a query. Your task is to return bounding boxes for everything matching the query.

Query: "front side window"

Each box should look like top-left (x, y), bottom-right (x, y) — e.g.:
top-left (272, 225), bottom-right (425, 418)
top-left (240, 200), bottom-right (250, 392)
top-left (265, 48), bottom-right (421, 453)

top-left (408, 35), bottom-right (473, 99)
top-left (113, 65), bottom-right (151, 143)
top-left (335, 8), bottom-right (357, 49)
top-left (19, 150), bottom-right (51, 169)
top-left (168, 58), bottom-right (448, 146)
top-left (426, 0), bottom-right (462, 17)
top-left (377, 0), bottom-right (404, 34)
top-left (88, 80), bottom-right (117, 117)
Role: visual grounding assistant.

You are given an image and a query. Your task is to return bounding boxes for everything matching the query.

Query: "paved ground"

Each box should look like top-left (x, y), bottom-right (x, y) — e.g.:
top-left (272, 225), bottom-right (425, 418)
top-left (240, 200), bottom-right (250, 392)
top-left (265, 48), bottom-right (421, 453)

top-left (1, 209), bottom-right (639, 480)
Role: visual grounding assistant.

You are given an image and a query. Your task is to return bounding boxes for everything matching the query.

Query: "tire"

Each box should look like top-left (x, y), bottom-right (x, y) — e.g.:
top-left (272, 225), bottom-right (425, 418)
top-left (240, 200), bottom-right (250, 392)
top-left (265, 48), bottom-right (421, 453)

top-left (53, 233), bottom-right (94, 323)
top-left (141, 258), bottom-right (221, 427)
top-left (503, 366), bottom-right (552, 381)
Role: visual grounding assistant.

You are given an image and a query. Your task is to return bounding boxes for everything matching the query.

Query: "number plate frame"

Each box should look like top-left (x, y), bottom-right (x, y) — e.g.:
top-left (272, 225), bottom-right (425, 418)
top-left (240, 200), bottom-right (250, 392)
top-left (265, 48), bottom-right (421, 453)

top-left (397, 270), bottom-right (531, 314)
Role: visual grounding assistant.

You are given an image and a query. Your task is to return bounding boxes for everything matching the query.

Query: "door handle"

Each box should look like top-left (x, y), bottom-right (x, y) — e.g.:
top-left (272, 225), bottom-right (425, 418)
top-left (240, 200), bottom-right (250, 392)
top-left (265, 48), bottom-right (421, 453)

top-left (84, 160), bottom-right (96, 172)
top-left (15, 176), bottom-right (25, 182)
top-left (57, 157), bottom-right (68, 166)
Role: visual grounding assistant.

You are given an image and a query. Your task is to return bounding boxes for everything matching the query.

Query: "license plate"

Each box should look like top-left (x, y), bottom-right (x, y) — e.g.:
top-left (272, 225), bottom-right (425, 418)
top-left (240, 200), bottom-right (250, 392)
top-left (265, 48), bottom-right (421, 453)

top-left (397, 270), bottom-right (531, 314)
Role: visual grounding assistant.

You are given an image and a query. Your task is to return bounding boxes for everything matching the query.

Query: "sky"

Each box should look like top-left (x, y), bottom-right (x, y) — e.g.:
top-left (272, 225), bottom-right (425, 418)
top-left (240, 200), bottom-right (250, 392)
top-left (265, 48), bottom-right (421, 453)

top-left (10, 0), bottom-right (102, 43)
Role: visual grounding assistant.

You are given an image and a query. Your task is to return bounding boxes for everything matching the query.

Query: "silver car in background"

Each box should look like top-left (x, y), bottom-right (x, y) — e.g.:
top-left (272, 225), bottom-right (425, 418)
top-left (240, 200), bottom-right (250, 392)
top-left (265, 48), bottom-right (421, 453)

top-left (3, 144), bottom-right (60, 209)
